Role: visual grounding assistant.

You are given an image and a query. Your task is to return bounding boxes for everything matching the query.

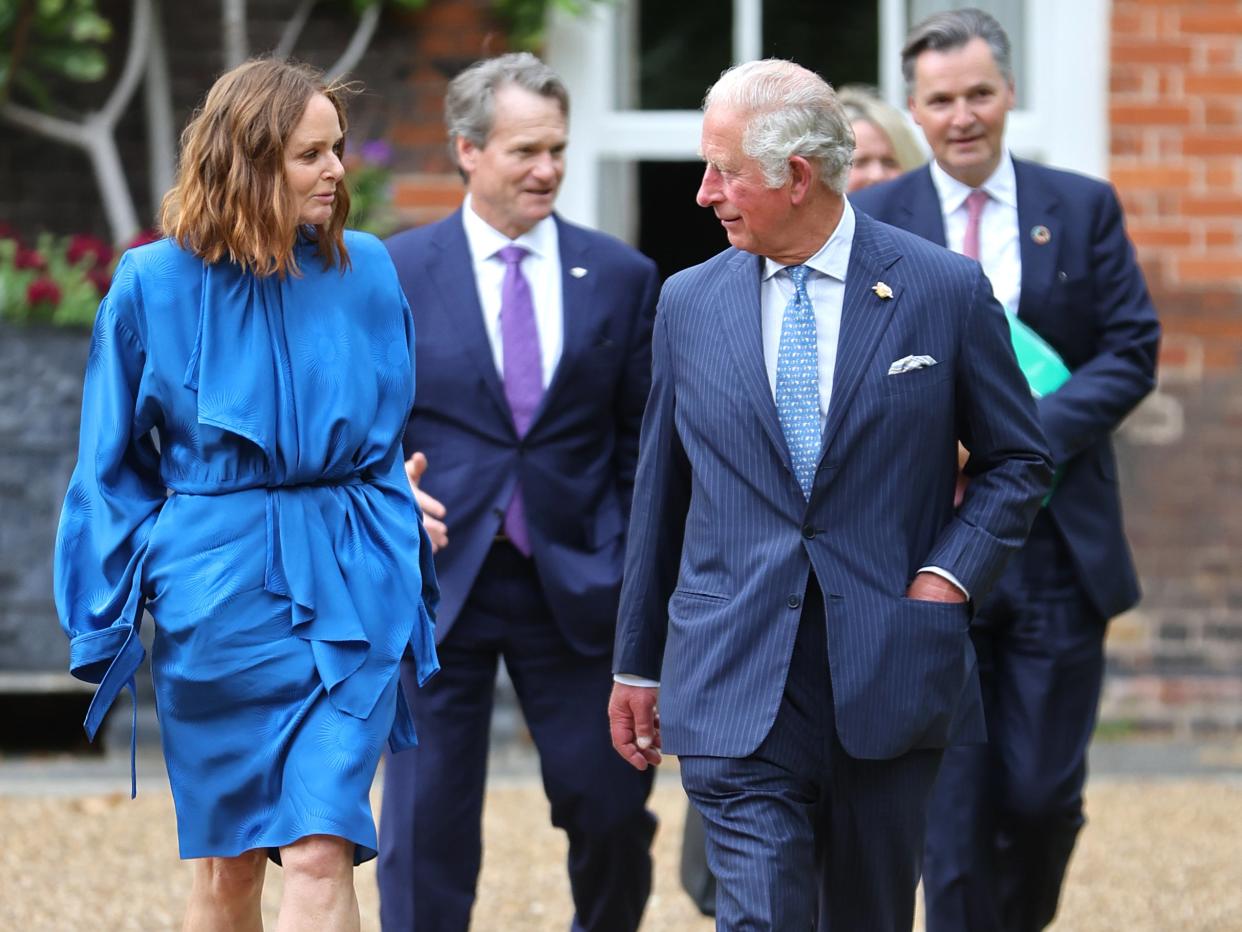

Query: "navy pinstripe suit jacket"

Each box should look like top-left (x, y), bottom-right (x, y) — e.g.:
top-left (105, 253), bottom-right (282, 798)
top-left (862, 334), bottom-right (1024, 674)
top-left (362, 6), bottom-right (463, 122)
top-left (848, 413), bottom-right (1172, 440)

top-left (614, 210), bottom-right (1053, 762)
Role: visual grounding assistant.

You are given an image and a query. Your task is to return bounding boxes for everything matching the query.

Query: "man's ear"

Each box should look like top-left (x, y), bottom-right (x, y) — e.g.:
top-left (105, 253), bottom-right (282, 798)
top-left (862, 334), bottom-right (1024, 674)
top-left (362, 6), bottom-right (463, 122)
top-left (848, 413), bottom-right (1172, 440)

top-left (907, 95), bottom-right (922, 126)
top-left (788, 155), bottom-right (816, 205)
top-left (455, 136), bottom-right (478, 177)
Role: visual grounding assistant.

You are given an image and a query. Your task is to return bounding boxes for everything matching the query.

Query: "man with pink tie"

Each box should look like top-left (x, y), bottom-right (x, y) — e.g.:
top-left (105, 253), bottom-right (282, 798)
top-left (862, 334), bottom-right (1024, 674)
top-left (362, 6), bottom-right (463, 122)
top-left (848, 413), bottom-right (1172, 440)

top-left (853, 9), bottom-right (1161, 930)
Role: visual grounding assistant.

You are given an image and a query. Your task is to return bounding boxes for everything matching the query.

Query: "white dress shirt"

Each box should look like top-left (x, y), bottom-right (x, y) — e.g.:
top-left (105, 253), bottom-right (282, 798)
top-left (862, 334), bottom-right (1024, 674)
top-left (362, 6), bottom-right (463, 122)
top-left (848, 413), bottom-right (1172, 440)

top-left (461, 194), bottom-right (564, 386)
top-left (930, 152), bottom-right (1022, 314)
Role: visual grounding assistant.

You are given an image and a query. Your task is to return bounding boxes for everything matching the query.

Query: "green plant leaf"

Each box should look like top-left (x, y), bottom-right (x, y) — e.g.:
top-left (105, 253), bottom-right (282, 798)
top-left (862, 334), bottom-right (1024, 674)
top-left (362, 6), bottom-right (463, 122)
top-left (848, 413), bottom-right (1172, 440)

top-left (67, 11), bottom-right (110, 42)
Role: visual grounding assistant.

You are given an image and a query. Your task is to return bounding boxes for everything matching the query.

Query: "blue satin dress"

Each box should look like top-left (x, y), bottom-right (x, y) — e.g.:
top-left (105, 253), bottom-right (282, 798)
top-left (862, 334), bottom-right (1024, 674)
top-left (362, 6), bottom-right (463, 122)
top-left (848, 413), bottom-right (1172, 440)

top-left (53, 231), bottom-right (440, 864)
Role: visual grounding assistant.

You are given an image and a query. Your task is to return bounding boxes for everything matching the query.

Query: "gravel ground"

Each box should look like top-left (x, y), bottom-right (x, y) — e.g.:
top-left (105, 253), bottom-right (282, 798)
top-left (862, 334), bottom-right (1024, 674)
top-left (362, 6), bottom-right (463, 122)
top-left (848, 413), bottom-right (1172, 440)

top-left (2, 756), bottom-right (1240, 930)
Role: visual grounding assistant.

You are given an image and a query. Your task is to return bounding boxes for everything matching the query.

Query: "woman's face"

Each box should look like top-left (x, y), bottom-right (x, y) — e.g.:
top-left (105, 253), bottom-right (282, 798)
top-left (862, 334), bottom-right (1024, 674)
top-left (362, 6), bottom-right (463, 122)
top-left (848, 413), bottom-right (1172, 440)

top-left (284, 93), bottom-right (345, 227)
top-left (848, 119), bottom-right (903, 193)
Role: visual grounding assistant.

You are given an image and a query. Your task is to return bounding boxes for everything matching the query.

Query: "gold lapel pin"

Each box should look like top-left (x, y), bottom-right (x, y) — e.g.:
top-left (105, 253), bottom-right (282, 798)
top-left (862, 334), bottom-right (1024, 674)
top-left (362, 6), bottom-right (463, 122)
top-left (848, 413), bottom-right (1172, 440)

top-left (1030, 225), bottom-right (1052, 246)
top-left (872, 281), bottom-right (893, 299)
top-left (570, 266), bottom-right (588, 278)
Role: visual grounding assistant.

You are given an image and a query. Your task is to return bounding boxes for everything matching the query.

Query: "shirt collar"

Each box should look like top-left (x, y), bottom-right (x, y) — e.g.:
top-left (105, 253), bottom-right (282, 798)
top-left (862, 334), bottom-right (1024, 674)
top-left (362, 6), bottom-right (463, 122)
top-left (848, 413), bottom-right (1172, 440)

top-left (461, 193), bottom-right (558, 263)
top-left (762, 198), bottom-right (856, 283)
top-left (929, 150), bottom-right (1018, 215)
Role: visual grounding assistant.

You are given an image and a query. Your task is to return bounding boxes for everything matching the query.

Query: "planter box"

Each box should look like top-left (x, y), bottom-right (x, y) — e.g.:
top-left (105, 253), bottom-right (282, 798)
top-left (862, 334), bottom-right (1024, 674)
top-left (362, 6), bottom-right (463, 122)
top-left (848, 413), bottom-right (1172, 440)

top-left (0, 320), bottom-right (90, 675)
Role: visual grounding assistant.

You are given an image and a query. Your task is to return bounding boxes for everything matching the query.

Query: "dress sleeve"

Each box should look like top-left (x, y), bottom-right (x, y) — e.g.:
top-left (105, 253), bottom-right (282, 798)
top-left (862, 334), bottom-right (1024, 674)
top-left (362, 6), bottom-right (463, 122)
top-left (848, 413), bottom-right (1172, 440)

top-left (53, 254), bottom-right (165, 715)
top-left (365, 286), bottom-right (441, 707)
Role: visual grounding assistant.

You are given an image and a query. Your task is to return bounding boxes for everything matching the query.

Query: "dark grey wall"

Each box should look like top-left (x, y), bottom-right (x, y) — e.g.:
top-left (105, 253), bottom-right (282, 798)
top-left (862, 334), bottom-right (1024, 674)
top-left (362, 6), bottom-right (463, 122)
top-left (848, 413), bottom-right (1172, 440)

top-left (0, 323), bottom-right (89, 670)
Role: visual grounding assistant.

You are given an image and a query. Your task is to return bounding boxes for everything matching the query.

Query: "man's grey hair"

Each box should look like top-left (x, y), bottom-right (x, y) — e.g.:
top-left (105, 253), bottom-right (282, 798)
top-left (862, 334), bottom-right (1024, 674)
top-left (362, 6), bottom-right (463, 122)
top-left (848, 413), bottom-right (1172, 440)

top-left (444, 52), bottom-right (569, 165)
top-left (901, 7), bottom-right (1013, 95)
top-left (703, 59), bottom-right (854, 195)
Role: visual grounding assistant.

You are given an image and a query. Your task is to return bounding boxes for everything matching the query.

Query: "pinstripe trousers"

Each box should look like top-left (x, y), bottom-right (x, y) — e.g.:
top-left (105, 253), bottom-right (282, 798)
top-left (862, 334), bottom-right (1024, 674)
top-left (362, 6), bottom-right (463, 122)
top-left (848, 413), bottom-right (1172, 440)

top-left (680, 576), bottom-right (943, 931)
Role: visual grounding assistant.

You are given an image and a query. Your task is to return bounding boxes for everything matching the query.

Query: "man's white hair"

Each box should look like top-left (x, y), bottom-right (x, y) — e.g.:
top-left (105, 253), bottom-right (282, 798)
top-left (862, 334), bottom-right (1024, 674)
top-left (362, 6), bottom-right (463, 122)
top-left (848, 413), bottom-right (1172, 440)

top-left (704, 59), bottom-right (854, 195)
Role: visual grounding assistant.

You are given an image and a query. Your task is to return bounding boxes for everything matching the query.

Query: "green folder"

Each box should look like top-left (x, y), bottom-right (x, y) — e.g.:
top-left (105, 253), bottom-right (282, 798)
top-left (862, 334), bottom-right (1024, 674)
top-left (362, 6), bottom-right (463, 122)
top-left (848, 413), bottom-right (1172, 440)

top-left (1007, 314), bottom-right (1070, 504)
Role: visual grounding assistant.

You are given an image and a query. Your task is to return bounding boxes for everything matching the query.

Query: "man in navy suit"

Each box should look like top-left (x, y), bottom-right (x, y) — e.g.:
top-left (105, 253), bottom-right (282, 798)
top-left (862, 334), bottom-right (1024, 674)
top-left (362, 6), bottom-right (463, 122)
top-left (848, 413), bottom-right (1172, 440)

top-left (608, 58), bottom-right (1051, 931)
top-left (378, 53), bottom-right (660, 932)
top-left (852, 9), bottom-right (1160, 931)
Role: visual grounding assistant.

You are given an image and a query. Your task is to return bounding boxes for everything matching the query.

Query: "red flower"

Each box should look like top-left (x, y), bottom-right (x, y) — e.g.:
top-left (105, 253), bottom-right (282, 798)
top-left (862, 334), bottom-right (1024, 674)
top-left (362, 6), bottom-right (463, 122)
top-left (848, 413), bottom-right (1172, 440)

top-left (26, 277), bottom-right (62, 307)
top-left (0, 222), bottom-right (20, 244)
top-left (124, 229), bottom-right (161, 250)
top-left (14, 247), bottom-right (46, 270)
top-left (87, 267), bottom-right (112, 297)
top-left (66, 234), bottom-right (113, 269)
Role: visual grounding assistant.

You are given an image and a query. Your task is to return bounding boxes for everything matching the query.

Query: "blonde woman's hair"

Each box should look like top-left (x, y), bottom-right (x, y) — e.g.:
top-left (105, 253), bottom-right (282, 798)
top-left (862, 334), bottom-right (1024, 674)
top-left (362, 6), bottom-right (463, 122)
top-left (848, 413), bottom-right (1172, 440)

top-left (836, 85), bottom-right (926, 174)
top-left (160, 57), bottom-right (352, 277)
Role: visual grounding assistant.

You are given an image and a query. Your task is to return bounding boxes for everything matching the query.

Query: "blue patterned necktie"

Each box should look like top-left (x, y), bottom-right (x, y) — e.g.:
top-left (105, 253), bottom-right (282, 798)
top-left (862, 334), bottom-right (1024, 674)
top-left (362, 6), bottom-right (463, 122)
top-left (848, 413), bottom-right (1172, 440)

top-left (775, 264), bottom-right (820, 499)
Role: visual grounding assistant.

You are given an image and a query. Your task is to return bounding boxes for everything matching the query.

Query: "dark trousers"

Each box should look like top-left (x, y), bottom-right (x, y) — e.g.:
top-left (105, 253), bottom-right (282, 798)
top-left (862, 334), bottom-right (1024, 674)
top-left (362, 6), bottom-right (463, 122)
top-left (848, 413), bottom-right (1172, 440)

top-left (680, 577), bottom-right (942, 931)
top-left (923, 512), bottom-right (1106, 932)
top-left (377, 542), bottom-right (656, 932)
top-left (678, 801), bottom-right (716, 917)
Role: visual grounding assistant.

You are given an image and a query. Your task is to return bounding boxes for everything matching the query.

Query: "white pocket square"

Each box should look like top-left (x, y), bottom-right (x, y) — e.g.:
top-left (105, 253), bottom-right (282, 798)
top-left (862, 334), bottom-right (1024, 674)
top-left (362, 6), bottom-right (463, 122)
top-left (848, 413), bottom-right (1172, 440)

top-left (887, 354), bottom-right (938, 375)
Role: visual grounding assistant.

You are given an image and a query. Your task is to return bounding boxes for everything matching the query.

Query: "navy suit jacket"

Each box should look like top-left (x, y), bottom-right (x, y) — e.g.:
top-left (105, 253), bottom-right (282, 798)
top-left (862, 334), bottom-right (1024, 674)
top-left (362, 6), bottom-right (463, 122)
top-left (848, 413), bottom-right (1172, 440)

top-left (386, 210), bottom-right (659, 656)
top-left (852, 160), bottom-right (1160, 619)
top-left (613, 211), bottom-right (1053, 762)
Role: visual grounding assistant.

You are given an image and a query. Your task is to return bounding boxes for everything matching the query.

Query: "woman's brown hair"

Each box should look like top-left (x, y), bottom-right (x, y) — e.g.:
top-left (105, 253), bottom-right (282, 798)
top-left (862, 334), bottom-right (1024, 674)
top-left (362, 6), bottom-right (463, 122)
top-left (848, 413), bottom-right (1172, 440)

top-left (160, 57), bottom-right (352, 277)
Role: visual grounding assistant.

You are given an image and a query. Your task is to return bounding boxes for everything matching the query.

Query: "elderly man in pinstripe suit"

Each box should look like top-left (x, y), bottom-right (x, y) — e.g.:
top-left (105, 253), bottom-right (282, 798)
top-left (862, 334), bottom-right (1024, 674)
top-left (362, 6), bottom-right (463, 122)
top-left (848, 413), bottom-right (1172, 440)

top-left (608, 59), bottom-right (1052, 931)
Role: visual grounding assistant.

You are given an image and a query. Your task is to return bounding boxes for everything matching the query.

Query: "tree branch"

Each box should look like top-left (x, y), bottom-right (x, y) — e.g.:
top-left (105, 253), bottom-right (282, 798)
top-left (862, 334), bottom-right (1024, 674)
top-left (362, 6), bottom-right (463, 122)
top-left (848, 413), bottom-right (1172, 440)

top-left (2, 0), bottom-right (37, 102)
top-left (144, 0), bottom-right (177, 207)
top-left (0, 99), bottom-right (85, 146)
top-left (1, 0), bottom-right (151, 242)
top-left (325, 3), bottom-right (382, 81)
top-left (82, 118), bottom-right (142, 241)
top-left (222, 0), bottom-right (248, 69)
top-left (275, 0), bottom-right (318, 60)
top-left (99, 0), bottom-right (151, 126)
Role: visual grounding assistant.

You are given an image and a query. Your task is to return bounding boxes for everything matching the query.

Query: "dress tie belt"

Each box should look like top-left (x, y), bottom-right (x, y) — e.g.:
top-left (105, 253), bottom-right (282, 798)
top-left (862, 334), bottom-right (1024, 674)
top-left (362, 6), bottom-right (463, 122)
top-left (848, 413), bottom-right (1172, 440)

top-left (258, 479), bottom-right (433, 747)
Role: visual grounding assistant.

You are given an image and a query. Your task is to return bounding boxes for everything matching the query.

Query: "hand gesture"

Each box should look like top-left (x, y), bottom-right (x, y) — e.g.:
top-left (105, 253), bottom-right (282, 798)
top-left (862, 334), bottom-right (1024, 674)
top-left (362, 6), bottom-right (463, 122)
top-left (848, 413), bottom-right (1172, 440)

top-left (405, 451), bottom-right (449, 552)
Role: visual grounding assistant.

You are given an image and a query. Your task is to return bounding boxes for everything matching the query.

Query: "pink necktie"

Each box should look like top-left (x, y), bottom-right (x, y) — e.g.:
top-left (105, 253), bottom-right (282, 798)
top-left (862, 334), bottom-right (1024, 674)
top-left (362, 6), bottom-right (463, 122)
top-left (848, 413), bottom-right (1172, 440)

top-left (962, 188), bottom-right (989, 260)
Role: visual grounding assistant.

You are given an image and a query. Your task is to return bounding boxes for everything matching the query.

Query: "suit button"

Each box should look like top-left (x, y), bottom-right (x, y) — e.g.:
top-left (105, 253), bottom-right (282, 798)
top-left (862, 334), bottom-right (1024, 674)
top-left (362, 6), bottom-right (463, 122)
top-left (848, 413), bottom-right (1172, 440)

top-left (802, 524), bottom-right (816, 539)
top-left (787, 594), bottom-right (801, 609)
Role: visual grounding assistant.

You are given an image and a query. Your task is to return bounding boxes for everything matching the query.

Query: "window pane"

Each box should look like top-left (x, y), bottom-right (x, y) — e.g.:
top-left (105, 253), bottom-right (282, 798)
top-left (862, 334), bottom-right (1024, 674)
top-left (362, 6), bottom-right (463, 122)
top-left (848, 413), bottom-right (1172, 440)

top-left (907, 0), bottom-right (1025, 101)
top-left (763, 0), bottom-right (879, 88)
top-left (636, 0), bottom-right (733, 110)
top-left (636, 162), bottom-right (728, 282)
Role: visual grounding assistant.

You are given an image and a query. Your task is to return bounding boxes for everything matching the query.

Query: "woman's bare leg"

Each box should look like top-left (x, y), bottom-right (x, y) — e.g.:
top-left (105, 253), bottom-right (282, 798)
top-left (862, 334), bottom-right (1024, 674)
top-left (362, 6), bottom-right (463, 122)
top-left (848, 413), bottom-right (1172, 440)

top-left (276, 834), bottom-right (359, 932)
top-left (183, 850), bottom-right (267, 932)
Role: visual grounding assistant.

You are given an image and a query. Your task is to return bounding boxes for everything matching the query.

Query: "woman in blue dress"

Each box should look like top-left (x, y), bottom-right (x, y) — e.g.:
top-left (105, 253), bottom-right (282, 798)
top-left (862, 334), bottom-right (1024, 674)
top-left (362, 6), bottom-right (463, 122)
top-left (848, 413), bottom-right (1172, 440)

top-left (53, 57), bottom-right (439, 929)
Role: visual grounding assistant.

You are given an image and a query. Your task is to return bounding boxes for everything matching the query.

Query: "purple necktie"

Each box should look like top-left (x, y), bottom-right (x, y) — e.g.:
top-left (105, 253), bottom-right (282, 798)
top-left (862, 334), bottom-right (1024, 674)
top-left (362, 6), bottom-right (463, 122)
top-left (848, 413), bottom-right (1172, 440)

top-left (498, 244), bottom-right (542, 555)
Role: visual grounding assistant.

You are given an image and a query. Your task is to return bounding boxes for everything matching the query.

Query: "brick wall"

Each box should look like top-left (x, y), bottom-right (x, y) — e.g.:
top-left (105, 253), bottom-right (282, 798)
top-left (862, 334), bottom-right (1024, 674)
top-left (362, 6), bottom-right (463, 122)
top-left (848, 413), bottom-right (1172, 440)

top-left (1104, 1), bottom-right (1242, 736)
top-left (386, 1), bottom-right (506, 227)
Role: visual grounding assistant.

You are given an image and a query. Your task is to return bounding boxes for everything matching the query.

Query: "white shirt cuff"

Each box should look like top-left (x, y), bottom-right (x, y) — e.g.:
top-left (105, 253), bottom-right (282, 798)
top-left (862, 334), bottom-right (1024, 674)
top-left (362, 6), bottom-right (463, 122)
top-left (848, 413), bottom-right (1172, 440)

top-left (916, 566), bottom-right (971, 600)
top-left (613, 673), bottom-right (660, 688)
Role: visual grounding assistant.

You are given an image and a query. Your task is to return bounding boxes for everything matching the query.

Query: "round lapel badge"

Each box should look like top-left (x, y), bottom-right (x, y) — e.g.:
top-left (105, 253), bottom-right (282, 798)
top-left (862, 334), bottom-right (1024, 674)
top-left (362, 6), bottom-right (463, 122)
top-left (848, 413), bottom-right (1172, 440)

top-left (1031, 225), bottom-right (1052, 246)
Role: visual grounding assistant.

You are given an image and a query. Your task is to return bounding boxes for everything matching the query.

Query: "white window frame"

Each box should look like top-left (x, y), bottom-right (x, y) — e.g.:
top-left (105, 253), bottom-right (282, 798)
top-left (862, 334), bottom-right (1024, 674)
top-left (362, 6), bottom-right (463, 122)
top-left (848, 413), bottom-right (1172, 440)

top-left (547, 0), bottom-right (1108, 238)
